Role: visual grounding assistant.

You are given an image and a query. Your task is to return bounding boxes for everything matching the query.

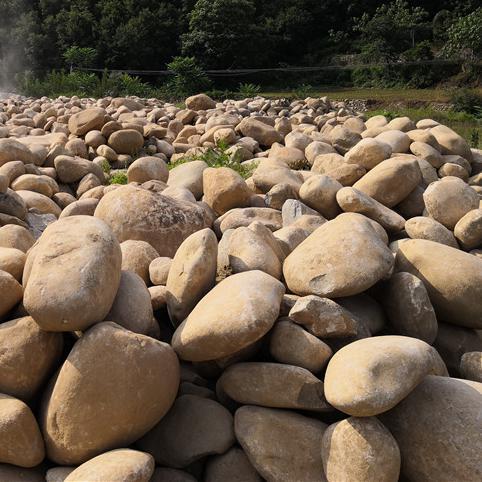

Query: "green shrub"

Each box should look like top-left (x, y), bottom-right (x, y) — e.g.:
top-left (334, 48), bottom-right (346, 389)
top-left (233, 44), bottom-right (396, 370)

top-left (291, 84), bottom-right (314, 99)
top-left (108, 171), bottom-right (128, 185)
top-left (450, 89), bottom-right (482, 116)
top-left (163, 56), bottom-right (212, 99)
top-left (169, 141), bottom-right (256, 179)
top-left (238, 83), bottom-right (261, 97)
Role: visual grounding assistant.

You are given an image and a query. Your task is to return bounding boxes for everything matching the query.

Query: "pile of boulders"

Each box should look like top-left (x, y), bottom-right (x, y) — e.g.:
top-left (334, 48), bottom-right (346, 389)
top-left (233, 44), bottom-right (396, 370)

top-left (0, 92), bottom-right (481, 482)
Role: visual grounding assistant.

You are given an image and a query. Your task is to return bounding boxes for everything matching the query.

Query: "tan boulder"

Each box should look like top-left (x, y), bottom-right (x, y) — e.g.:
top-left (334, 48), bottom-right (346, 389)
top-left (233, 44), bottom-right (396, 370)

top-left (0, 224), bottom-right (35, 252)
top-left (94, 185), bottom-right (210, 257)
top-left (205, 447), bottom-right (261, 482)
top-left (299, 175), bottom-right (342, 219)
top-left (454, 208), bottom-right (482, 250)
top-left (106, 270), bottom-right (157, 336)
top-left (0, 246), bottom-right (25, 281)
top-left (0, 316), bottom-right (63, 400)
top-left (149, 257), bottom-right (172, 285)
top-left (0, 189), bottom-right (28, 220)
top-left (345, 137), bottom-right (392, 170)
top-left (410, 141), bottom-right (443, 168)
top-left (167, 160), bottom-right (208, 199)
top-left (460, 352), bottom-right (482, 382)
top-left (54, 155), bottom-right (104, 184)
top-left (431, 124), bottom-right (473, 161)
top-left (108, 129), bottom-right (144, 155)
top-left (380, 376), bottom-right (481, 482)
top-left (423, 177), bottom-right (479, 229)
top-left (0, 394), bottom-right (45, 467)
top-left (0, 138), bottom-right (35, 166)
top-left (127, 156), bottom-right (168, 184)
top-left (218, 362), bottom-right (330, 411)
top-left (284, 213), bottom-right (393, 297)
top-left (404, 216), bottom-right (458, 247)
top-left (289, 295), bottom-right (358, 338)
top-left (375, 130), bottom-right (410, 153)
top-left (23, 216), bottom-right (122, 332)
top-left (353, 157), bottom-right (421, 207)
top-left (11, 174), bottom-right (59, 198)
top-left (324, 335), bottom-right (447, 416)
top-left (235, 406), bottom-right (326, 482)
top-left (330, 125), bottom-right (361, 154)
top-left (172, 270), bottom-right (284, 361)
top-left (322, 417), bottom-right (400, 482)
top-left (137, 395), bottom-right (234, 468)
top-left (42, 322), bottom-right (179, 464)
top-left (238, 118), bottom-right (283, 147)
top-left (396, 239), bottom-right (482, 328)
top-left (269, 319), bottom-right (332, 373)
top-left (64, 449), bottom-right (155, 482)
top-left (185, 94), bottom-right (216, 111)
top-left (203, 167), bottom-right (251, 216)
top-left (336, 187), bottom-right (405, 232)
top-left (120, 239), bottom-right (159, 285)
top-left (166, 228), bottom-right (217, 326)
top-left (215, 207), bottom-right (282, 234)
top-left (383, 272), bottom-right (438, 344)
top-left (59, 198), bottom-right (99, 218)
top-left (0, 269), bottom-right (23, 318)
top-left (68, 108), bottom-right (106, 136)
top-left (220, 226), bottom-right (282, 279)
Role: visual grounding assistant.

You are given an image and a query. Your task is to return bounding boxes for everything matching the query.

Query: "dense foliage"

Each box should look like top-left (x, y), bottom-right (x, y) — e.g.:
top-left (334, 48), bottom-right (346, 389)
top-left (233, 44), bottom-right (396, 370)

top-left (0, 1), bottom-right (480, 89)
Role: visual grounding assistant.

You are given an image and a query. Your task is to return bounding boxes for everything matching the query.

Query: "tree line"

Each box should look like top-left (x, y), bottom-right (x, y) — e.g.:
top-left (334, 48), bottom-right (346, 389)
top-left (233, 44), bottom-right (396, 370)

top-left (0, 0), bottom-right (480, 74)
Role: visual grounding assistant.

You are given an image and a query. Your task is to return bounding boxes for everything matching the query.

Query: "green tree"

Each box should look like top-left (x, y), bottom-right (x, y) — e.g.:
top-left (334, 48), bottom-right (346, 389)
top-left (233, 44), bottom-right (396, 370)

top-left (63, 46), bottom-right (97, 71)
top-left (182, 0), bottom-right (261, 68)
top-left (442, 8), bottom-right (482, 66)
top-left (355, 0), bottom-right (428, 61)
top-left (165, 56), bottom-right (211, 98)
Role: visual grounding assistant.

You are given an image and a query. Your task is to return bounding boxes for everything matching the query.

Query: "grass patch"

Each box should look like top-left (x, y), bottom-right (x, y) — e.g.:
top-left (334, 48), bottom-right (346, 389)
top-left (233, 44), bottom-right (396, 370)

top-left (108, 171), bottom-right (128, 185)
top-left (169, 141), bottom-right (257, 179)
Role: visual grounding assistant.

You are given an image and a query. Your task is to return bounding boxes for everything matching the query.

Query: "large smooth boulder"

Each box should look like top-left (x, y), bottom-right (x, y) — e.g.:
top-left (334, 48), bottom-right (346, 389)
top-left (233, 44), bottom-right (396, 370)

top-left (203, 167), bottom-right (251, 216)
top-left (120, 239), bottom-right (159, 284)
top-left (94, 185), bottom-right (210, 257)
top-left (0, 394), bottom-right (45, 467)
top-left (269, 319), bottom-right (332, 373)
top-left (0, 189), bottom-right (28, 220)
top-left (454, 208), bottom-right (482, 250)
top-left (167, 160), bottom-right (208, 200)
top-left (218, 362), bottom-right (330, 411)
top-left (0, 269), bottom-right (23, 318)
top-left (137, 395), bottom-right (235, 468)
top-left (0, 316), bottom-right (63, 400)
top-left (404, 216), bottom-right (458, 248)
top-left (336, 187), bottom-right (405, 233)
top-left (380, 376), bottom-right (482, 482)
top-left (0, 138), bottom-right (35, 166)
top-left (353, 157), bottom-right (421, 207)
top-left (345, 138), bottom-right (392, 170)
top-left (205, 447), bottom-right (261, 482)
top-left (23, 216), bottom-right (121, 332)
top-left (54, 155), bottom-right (104, 184)
top-left (0, 224), bottom-right (35, 252)
top-left (108, 129), bottom-right (144, 155)
top-left (423, 177), bottom-right (479, 230)
top-left (68, 108), bottom-right (106, 136)
top-left (235, 406), bottom-right (326, 482)
top-left (383, 272), bottom-right (438, 344)
top-left (395, 239), bottom-right (482, 329)
top-left (322, 417), bottom-right (401, 482)
top-left (106, 271), bottom-right (157, 336)
top-left (324, 336), bottom-right (447, 416)
top-left (166, 228), bottom-right (217, 326)
top-left (430, 124), bottom-right (473, 161)
top-left (238, 118), bottom-right (283, 147)
top-left (172, 270), bottom-right (284, 361)
top-left (0, 247), bottom-right (25, 281)
top-left (127, 156), bottom-right (168, 184)
top-left (64, 449), bottom-right (154, 482)
top-left (42, 322), bottom-right (180, 465)
top-left (185, 94), bottom-right (216, 111)
top-left (284, 213), bottom-right (393, 297)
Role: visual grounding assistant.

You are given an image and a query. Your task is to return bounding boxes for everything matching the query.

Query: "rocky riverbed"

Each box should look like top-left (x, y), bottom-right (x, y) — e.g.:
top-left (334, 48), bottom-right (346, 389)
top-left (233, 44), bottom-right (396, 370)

top-left (0, 92), bottom-right (481, 482)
